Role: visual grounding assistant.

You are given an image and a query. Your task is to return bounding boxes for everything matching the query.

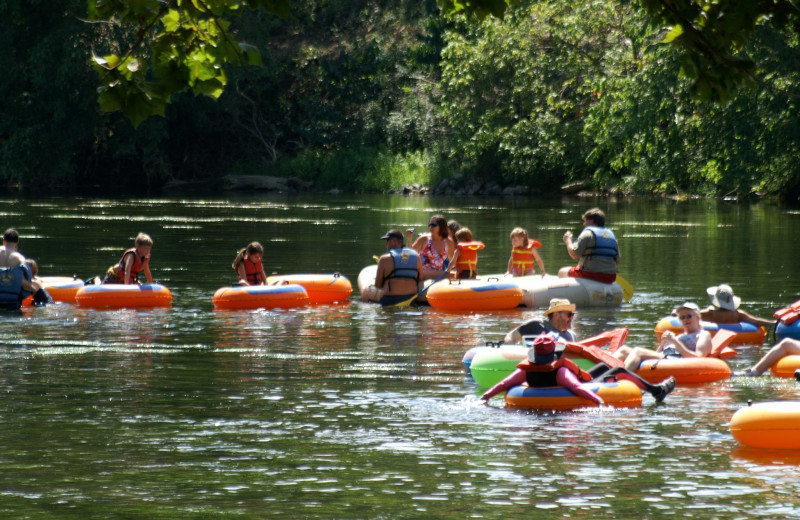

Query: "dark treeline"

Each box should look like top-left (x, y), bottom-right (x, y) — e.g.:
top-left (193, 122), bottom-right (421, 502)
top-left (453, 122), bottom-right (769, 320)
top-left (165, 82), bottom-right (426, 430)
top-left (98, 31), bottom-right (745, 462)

top-left (3, 0), bottom-right (800, 200)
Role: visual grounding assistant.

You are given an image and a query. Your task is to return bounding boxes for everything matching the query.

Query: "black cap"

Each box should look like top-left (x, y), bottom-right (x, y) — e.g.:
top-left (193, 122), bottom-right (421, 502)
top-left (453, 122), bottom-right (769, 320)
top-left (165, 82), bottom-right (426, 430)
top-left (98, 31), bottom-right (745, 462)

top-left (380, 229), bottom-right (404, 241)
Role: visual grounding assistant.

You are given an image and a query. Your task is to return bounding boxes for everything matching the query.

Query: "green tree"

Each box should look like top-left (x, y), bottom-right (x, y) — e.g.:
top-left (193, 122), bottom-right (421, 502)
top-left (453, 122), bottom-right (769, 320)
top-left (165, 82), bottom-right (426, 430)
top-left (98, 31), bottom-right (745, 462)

top-left (440, 0), bottom-right (800, 103)
top-left (583, 21), bottom-right (800, 198)
top-left (88, 0), bottom-right (289, 127)
top-left (437, 1), bottom-right (637, 190)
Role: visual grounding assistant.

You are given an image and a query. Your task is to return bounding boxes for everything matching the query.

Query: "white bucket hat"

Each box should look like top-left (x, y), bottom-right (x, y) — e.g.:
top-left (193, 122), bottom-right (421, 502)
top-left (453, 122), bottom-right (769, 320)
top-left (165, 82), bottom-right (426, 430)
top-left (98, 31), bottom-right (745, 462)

top-left (706, 284), bottom-right (741, 311)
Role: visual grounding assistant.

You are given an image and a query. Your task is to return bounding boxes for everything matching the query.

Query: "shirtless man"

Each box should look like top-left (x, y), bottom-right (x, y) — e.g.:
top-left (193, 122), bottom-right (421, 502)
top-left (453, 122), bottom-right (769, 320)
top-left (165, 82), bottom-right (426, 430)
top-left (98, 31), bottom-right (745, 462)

top-left (0, 228), bottom-right (33, 292)
top-left (700, 284), bottom-right (775, 328)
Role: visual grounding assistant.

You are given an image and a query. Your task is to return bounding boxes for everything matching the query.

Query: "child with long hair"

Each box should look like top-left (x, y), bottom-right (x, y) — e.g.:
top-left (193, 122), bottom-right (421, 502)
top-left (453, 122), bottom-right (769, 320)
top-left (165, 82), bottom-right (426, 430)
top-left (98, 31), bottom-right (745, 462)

top-left (232, 242), bottom-right (267, 286)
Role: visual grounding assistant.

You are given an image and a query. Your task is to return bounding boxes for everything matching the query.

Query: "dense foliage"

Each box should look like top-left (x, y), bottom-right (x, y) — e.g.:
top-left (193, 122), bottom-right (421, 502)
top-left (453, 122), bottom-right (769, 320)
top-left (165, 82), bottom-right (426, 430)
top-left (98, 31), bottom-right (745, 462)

top-left (2, 0), bottom-right (800, 199)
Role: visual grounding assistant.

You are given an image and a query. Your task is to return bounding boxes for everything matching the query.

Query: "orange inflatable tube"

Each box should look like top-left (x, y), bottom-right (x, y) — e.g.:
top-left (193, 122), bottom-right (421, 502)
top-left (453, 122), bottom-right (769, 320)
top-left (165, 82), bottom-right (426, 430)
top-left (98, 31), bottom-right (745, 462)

top-left (213, 284), bottom-right (309, 310)
top-left (769, 355), bottom-right (800, 378)
top-left (504, 380), bottom-right (642, 411)
top-left (22, 276), bottom-right (84, 305)
top-left (266, 273), bottom-right (352, 304)
top-left (427, 281), bottom-right (523, 311)
top-left (636, 357), bottom-right (731, 384)
top-left (75, 283), bottom-right (172, 308)
top-left (654, 316), bottom-right (766, 345)
top-left (730, 401), bottom-right (800, 449)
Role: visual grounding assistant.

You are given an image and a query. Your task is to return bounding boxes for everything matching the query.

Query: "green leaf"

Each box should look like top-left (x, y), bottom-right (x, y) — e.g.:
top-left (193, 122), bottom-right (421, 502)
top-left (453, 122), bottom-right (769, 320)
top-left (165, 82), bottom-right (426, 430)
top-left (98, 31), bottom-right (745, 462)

top-left (161, 9), bottom-right (181, 32)
top-left (239, 43), bottom-right (262, 66)
top-left (662, 25), bottom-right (684, 43)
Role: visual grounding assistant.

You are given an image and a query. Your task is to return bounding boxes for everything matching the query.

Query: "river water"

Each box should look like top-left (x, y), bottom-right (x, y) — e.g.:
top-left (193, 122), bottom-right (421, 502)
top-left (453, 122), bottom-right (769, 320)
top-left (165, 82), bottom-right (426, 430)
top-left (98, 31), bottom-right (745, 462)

top-left (1, 195), bottom-right (799, 518)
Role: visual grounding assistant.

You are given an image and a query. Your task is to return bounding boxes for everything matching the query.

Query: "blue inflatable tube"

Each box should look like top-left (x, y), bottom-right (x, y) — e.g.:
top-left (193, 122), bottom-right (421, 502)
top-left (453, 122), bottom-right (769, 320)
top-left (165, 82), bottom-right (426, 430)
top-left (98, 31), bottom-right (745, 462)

top-left (777, 321), bottom-right (800, 341)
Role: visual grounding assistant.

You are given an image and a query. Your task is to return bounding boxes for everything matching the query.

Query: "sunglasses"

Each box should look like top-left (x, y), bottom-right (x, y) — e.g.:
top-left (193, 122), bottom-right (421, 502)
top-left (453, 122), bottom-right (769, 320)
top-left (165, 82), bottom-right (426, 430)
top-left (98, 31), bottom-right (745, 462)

top-left (679, 314), bottom-right (695, 320)
top-left (562, 312), bottom-right (575, 318)
top-left (428, 223), bottom-right (437, 227)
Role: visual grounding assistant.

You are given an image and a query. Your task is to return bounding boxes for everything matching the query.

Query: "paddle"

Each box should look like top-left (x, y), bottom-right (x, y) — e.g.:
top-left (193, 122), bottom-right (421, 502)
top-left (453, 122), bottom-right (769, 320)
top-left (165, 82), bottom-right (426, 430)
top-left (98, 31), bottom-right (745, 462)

top-left (616, 274), bottom-right (634, 302)
top-left (384, 270), bottom-right (449, 309)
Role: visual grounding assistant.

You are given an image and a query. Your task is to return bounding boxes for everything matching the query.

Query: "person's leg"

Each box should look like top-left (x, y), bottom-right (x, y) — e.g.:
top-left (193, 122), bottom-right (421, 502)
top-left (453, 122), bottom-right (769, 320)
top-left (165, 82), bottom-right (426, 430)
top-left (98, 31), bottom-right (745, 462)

top-left (587, 363), bottom-right (611, 378)
top-left (597, 366), bottom-right (657, 390)
top-left (590, 364), bottom-right (676, 401)
top-left (622, 347), bottom-right (662, 372)
top-left (744, 339), bottom-right (800, 376)
top-left (612, 346), bottom-right (632, 363)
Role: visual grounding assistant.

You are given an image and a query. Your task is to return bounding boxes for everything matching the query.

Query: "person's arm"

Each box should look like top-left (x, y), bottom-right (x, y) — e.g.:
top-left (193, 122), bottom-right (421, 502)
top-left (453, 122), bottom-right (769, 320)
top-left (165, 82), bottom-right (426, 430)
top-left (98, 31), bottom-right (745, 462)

top-left (563, 231), bottom-right (580, 260)
top-left (123, 253), bottom-right (135, 284)
top-left (20, 262), bottom-right (34, 292)
top-left (405, 229), bottom-right (415, 247)
top-left (532, 249), bottom-right (546, 275)
top-left (504, 326), bottom-right (522, 344)
top-left (506, 254), bottom-right (513, 275)
top-left (375, 256), bottom-right (391, 289)
top-left (736, 309), bottom-right (776, 328)
top-left (142, 263), bottom-right (153, 284)
top-left (446, 237), bottom-right (456, 266)
top-left (660, 330), bottom-right (713, 357)
top-left (236, 263), bottom-right (250, 285)
top-left (409, 235), bottom-right (426, 254)
top-left (556, 367), bottom-right (604, 405)
top-left (448, 248), bottom-right (461, 274)
top-left (141, 253), bottom-right (153, 284)
top-left (481, 369), bottom-right (526, 401)
top-left (693, 330), bottom-right (713, 357)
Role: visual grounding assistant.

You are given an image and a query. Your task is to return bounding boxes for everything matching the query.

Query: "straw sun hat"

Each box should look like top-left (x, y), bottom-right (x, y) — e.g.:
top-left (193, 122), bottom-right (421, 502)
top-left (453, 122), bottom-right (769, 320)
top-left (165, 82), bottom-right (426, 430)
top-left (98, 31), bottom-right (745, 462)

top-left (544, 298), bottom-right (576, 316)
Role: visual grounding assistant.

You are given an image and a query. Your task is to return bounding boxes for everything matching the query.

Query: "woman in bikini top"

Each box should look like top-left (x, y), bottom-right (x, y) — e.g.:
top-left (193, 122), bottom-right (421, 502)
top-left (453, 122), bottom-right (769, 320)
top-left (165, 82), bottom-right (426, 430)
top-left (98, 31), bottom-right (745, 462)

top-left (408, 214), bottom-right (454, 280)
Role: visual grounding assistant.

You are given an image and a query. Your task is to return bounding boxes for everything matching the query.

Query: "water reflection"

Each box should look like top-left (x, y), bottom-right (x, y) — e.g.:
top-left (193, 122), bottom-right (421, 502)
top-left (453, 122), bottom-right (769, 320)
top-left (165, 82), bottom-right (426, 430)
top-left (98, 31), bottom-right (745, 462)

top-left (1, 196), bottom-right (800, 517)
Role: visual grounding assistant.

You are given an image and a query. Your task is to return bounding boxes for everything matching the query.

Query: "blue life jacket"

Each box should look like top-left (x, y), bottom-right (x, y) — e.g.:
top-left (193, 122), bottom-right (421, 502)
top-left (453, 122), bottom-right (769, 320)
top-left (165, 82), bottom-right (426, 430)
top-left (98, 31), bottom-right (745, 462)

top-left (583, 226), bottom-right (618, 259)
top-left (388, 248), bottom-right (420, 281)
top-left (0, 264), bottom-right (32, 310)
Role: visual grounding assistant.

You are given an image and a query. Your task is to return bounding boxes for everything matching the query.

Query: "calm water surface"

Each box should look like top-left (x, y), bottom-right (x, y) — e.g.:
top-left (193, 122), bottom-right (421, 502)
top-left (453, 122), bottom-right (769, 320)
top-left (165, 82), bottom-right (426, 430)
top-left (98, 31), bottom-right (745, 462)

top-left (1, 195), bottom-right (799, 519)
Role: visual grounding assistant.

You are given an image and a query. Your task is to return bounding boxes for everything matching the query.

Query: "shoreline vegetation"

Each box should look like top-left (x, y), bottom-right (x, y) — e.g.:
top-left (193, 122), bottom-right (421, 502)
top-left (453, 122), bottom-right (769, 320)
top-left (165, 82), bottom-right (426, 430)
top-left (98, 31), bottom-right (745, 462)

top-left (157, 172), bottom-right (747, 203)
top-left (4, 2), bottom-right (800, 202)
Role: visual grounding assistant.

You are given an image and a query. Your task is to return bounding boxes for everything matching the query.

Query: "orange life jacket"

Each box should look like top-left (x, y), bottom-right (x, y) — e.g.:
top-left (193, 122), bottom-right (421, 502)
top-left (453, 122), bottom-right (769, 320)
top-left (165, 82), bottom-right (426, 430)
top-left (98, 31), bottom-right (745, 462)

top-left (510, 240), bottom-right (542, 275)
top-left (111, 248), bottom-right (148, 283)
top-left (454, 241), bottom-right (484, 277)
top-left (242, 256), bottom-right (265, 285)
top-left (516, 357), bottom-right (592, 387)
top-left (775, 299), bottom-right (800, 325)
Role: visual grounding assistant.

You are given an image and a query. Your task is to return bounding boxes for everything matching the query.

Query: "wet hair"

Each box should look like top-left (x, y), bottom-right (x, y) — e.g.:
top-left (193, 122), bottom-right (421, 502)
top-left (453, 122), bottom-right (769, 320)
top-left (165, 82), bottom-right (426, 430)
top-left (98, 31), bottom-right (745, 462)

top-left (582, 208), bottom-right (606, 227)
top-left (510, 227), bottom-right (529, 242)
top-left (447, 220), bottom-right (461, 237)
top-left (454, 227), bottom-right (473, 243)
top-left (430, 215), bottom-right (449, 240)
top-left (232, 242), bottom-right (264, 270)
top-left (135, 233), bottom-right (154, 247)
top-left (3, 228), bottom-right (19, 243)
top-left (24, 258), bottom-right (38, 277)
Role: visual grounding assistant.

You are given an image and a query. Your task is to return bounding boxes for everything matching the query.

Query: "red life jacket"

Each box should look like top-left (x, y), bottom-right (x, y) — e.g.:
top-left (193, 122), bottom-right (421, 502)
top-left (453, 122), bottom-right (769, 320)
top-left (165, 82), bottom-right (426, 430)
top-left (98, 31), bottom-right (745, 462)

top-left (516, 357), bottom-right (592, 387)
top-left (775, 299), bottom-right (800, 325)
top-left (510, 240), bottom-right (542, 275)
top-left (243, 256), bottom-right (264, 285)
top-left (454, 241), bottom-right (484, 277)
top-left (112, 248), bottom-right (147, 282)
